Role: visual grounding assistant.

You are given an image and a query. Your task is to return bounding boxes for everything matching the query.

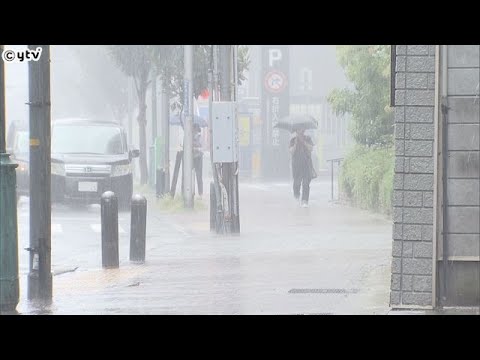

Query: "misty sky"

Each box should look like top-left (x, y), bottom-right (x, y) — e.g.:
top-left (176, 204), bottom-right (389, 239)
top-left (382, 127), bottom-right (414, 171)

top-left (4, 45), bottom-right (350, 130)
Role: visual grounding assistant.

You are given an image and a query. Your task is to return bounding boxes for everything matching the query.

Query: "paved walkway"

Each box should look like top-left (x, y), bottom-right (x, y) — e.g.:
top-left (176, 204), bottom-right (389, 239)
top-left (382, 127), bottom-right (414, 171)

top-left (14, 178), bottom-right (394, 315)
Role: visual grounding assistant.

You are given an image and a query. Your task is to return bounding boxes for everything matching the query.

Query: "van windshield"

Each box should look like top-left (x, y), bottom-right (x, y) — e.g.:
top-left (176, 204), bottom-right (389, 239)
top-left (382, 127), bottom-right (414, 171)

top-left (52, 124), bottom-right (125, 155)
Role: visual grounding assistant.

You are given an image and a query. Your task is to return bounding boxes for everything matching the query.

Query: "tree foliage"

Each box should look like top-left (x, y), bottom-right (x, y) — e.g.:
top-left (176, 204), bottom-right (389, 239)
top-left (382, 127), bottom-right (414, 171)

top-left (157, 45), bottom-right (250, 114)
top-left (107, 45), bottom-right (250, 184)
top-left (108, 45), bottom-right (153, 99)
top-left (340, 144), bottom-right (393, 214)
top-left (328, 45), bottom-right (393, 147)
top-left (108, 45), bottom-right (154, 184)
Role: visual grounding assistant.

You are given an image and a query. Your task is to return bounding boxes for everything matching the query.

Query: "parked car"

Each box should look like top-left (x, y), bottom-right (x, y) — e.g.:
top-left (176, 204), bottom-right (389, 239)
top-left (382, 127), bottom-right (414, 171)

top-left (49, 119), bottom-right (139, 209)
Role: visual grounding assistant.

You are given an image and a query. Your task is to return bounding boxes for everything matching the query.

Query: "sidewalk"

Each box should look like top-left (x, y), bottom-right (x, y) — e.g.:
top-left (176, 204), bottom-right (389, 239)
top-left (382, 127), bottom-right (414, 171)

top-left (15, 178), bottom-right (395, 315)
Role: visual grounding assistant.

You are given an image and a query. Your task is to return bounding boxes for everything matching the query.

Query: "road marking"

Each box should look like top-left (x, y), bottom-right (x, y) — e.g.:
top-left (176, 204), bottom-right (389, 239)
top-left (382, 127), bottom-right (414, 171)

top-left (19, 214), bottom-right (128, 222)
top-left (18, 221), bottom-right (127, 234)
top-left (90, 224), bottom-right (126, 234)
top-left (53, 217), bottom-right (128, 222)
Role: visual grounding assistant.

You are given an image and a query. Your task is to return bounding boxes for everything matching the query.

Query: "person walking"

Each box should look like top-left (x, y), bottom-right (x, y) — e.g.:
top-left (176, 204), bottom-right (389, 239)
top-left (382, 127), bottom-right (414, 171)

top-left (193, 123), bottom-right (204, 199)
top-left (289, 129), bottom-right (315, 207)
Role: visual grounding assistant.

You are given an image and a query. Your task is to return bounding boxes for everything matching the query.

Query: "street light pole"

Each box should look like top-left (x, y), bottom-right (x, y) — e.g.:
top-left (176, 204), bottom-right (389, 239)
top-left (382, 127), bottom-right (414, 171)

top-left (0, 44), bottom-right (20, 313)
top-left (183, 45), bottom-right (194, 208)
top-left (27, 45), bottom-right (52, 302)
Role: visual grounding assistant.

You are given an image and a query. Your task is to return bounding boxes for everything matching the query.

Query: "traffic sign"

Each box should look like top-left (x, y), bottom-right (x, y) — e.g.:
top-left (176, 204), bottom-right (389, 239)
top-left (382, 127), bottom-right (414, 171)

top-left (264, 70), bottom-right (287, 93)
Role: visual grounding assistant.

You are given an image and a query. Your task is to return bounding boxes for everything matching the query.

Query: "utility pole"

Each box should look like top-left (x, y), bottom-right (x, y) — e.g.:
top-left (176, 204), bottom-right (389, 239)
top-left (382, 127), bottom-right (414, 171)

top-left (183, 45), bottom-right (194, 208)
top-left (150, 67), bottom-right (157, 187)
top-left (218, 45), bottom-right (240, 233)
top-left (232, 45), bottom-right (240, 233)
top-left (0, 44), bottom-right (20, 312)
top-left (128, 77), bottom-right (133, 147)
top-left (27, 45), bottom-right (52, 302)
top-left (210, 45), bottom-right (225, 233)
top-left (161, 81), bottom-right (170, 193)
top-left (151, 67), bottom-right (157, 143)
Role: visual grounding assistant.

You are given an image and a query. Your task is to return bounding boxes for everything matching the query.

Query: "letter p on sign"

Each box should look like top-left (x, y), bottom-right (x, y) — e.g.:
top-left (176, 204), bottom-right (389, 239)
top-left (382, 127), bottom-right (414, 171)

top-left (269, 49), bottom-right (282, 67)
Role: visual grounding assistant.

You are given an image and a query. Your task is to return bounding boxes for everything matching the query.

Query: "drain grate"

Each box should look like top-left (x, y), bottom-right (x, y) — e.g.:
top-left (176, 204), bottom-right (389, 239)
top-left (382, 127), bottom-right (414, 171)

top-left (289, 288), bottom-right (359, 294)
top-left (296, 313), bottom-right (334, 315)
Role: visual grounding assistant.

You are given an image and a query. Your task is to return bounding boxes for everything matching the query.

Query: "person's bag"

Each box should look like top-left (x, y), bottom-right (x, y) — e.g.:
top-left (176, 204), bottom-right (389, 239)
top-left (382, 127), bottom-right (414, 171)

top-left (309, 159), bottom-right (317, 179)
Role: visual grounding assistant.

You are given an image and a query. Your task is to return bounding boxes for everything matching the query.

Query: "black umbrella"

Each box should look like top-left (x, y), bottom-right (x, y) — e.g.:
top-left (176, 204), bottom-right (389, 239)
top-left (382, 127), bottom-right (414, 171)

top-left (274, 114), bottom-right (318, 133)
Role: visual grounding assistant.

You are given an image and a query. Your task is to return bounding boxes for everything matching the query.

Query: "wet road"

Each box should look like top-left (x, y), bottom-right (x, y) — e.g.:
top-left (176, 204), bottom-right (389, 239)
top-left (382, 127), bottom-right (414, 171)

top-left (14, 177), bottom-right (393, 315)
top-left (16, 199), bottom-right (133, 275)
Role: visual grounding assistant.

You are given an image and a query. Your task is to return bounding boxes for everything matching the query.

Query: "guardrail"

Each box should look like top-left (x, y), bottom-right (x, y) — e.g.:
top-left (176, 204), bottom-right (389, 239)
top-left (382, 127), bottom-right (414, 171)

top-left (326, 158), bottom-right (343, 201)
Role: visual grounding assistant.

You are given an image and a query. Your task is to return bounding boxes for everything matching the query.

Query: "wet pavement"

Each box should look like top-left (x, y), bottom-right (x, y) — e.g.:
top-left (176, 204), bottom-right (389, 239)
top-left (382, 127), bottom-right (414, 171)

top-left (13, 177), bottom-right (394, 314)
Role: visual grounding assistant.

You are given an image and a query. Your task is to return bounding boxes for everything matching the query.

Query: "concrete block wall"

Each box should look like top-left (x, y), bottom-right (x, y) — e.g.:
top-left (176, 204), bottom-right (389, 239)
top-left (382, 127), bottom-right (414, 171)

top-left (442, 45), bottom-right (480, 306)
top-left (390, 45), bottom-right (436, 307)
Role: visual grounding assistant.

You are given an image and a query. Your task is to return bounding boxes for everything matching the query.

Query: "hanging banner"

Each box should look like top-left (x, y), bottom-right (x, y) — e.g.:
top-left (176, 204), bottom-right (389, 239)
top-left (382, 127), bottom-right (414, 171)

top-left (239, 115), bottom-right (251, 146)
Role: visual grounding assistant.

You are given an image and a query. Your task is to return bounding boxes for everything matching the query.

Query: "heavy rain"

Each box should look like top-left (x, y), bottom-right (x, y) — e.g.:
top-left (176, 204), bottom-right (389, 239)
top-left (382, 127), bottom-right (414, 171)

top-left (0, 45), bottom-right (479, 315)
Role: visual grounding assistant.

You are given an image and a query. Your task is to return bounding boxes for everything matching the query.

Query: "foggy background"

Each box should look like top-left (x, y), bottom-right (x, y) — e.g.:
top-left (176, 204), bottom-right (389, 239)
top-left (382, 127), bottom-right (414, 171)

top-left (4, 45), bottom-right (352, 178)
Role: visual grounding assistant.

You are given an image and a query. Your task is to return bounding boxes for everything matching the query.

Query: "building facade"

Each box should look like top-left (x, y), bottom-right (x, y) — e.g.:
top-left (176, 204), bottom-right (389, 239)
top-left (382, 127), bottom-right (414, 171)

top-left (390, 45), bottom-right (479, 308)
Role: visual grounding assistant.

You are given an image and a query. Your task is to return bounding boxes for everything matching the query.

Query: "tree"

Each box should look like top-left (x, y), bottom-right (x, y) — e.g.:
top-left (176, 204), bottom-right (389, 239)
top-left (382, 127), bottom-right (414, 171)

top-left (165, 45), bottom-right (250, 116)
top-left (108, 45), bottom-right (155, 185)
top-left (108, 45), bottom-right (250, 185)
top-left (328, 45), bottom-right (393, 147)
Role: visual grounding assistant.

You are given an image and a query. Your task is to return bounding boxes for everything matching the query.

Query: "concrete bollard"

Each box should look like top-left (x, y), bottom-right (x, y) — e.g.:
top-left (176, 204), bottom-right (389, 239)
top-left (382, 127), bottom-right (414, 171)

top-left (101, 191), bottom-right (119, 268)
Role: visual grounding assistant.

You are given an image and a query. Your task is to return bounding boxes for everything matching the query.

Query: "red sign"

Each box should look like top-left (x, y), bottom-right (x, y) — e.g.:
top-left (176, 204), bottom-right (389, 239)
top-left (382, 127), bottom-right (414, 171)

top-left (264, 70), bottom-right (287, 93)
top-left (199, 89), bottom-right (209, 99)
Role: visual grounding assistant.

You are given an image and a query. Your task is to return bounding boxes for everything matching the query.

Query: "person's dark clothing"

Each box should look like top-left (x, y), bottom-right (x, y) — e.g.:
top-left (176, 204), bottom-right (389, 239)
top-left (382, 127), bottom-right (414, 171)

top-left (293, 176), bottom-right (310, 202)
top-left (290, 135), bottom-right (314, 202)
top-left (193, 131), bottom-right (203, 196)
top-left (194, 155), bottom-right (203, 196)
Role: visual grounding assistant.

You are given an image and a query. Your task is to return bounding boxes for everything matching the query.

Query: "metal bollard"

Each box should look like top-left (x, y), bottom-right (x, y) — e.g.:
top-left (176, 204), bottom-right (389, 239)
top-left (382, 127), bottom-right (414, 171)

top-left (130, 194), bottom-right (147, 263)
top-left (101, 191), bottom-right (119, 268)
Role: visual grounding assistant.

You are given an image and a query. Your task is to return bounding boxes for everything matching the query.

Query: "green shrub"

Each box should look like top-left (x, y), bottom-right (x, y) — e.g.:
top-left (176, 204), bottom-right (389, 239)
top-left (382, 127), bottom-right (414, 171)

top-left (133, 183), bottom-right (207, 213)
top-left (339, 145), bottom-right (393, 214)
top-left (152, 194), bottom-right (207, 213)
